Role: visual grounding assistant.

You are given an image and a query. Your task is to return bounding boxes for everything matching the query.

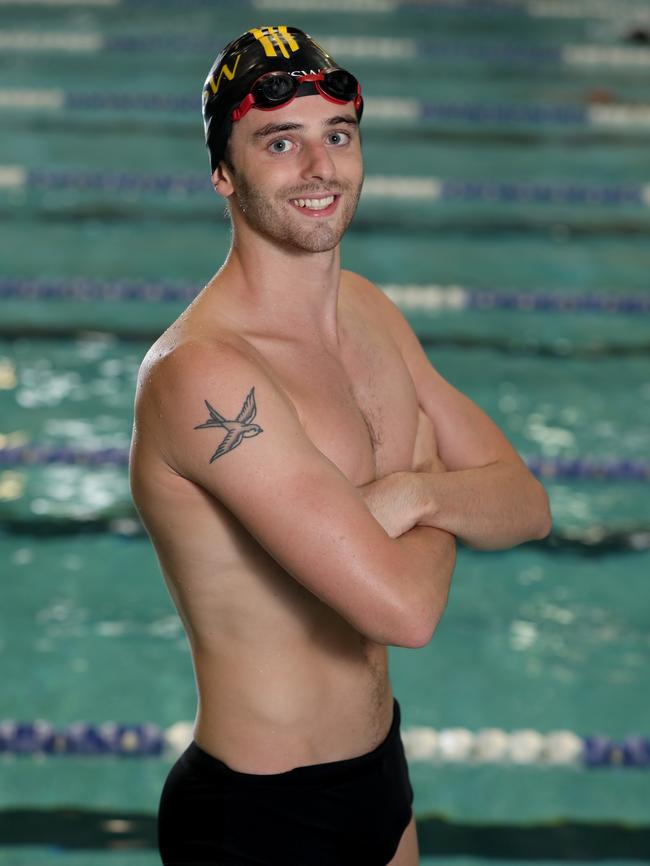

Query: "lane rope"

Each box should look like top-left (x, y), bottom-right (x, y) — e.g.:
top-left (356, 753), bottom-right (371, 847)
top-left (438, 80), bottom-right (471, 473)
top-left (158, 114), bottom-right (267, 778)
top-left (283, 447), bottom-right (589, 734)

top-left (1, 718), bottom-right (649, 767)
top-left (0, 446), bottom-right (648, 480)
top-left (1, 278), bottom-right (649, 315)
top-left (4, 89), bottom-right (650, 133)
top-left (1, 167), bottom-right (648, 207)
top-left (0, 0), bottom-right (649, 21)
top-left (0, 30), bottom-right (649, 69)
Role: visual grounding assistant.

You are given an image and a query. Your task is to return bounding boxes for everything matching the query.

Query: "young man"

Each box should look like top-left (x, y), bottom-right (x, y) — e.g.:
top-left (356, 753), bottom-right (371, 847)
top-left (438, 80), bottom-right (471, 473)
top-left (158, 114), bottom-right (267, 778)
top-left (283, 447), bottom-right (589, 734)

top-left (129, 25), bottom-right (551, 866)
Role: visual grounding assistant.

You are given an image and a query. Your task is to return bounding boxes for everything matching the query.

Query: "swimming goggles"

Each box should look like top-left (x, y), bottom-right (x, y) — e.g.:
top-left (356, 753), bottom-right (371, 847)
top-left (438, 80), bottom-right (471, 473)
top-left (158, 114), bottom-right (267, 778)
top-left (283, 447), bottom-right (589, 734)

top-left (231, 68), bottom-right (362, 121)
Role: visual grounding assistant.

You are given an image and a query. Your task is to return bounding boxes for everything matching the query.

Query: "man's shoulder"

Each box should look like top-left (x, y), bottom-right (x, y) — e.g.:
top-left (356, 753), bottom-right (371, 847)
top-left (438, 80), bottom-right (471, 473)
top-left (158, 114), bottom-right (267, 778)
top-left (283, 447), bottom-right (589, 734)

top-left (341, 268), bottom-right (381, 299)
top-left (135, 328), bottom-right (266, 408)
top-left (341, 269), bottom-right (413, 340)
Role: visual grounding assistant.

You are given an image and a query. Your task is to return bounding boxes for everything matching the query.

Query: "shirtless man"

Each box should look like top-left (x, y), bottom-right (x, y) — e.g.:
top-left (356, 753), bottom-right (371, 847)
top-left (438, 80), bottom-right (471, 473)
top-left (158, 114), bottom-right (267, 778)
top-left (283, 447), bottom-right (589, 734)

top-left (129, 25), bottom-right (552, 866)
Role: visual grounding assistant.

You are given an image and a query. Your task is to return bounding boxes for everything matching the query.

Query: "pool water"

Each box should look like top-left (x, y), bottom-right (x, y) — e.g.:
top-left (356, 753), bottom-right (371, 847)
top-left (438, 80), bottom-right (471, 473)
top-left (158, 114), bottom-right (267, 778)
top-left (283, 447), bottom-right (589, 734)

top-left (1, 2), bottom-right (649, 864)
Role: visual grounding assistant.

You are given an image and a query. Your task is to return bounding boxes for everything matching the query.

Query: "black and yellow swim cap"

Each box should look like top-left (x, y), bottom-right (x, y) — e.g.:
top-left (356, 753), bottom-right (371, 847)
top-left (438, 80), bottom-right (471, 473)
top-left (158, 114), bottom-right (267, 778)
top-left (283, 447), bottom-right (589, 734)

top-left (202, 26), bottom-right (364, 173)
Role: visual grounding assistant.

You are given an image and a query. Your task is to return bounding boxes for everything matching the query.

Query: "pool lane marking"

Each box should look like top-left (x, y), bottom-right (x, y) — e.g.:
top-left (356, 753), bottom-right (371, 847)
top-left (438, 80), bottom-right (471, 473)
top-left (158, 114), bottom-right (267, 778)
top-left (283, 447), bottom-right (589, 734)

top-left (0, 31), bottom-right (103, 51)
top-left (364, 176), bottom-right (443, 199)
top-left (3, 279), bottom-right (649, 315)
top-left (323, 36), bottom-right (417, 59)
top-left (254, 0), bottom-right (398, 10)
top-left (529, 0), bottom-right (650, 20)
top-left (0, 0), bottom-right (640, 19)
top-left (0, 89), bottom-right (64, 109)
top-left (364, 98), bottom-right (421, 121)
top-left (0, 166), bottom-right (27, 190)
top-left (3, 167), bottom-right (648, 206)
top-left (256, 0), bottom-right (650, 20)
top-left (0, 0), bottom-right (646, 18)
top-left (0, 0), bottom-right (117, 5)
top-left (1, 31), bottom-right (649, 70)
top-left (588, 106), bottom-right (650, 129)
top-left (383, 285), bottom-right (468, 311)
top-left (6, 90), bottom-right (650, 132)
top-left (563, 45), bottom-right (650, 69)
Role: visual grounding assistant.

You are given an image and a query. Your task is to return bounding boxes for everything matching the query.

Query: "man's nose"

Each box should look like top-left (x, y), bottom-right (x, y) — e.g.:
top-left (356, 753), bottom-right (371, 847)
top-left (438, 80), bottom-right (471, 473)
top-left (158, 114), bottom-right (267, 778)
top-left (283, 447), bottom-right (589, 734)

top-left (300, 141), bottom-right (336, 183)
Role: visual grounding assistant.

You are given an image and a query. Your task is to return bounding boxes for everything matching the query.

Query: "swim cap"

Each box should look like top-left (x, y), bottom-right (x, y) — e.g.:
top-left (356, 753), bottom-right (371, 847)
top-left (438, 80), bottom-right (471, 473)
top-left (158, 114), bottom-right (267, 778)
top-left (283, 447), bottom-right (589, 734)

top-left (202, 26), bottom-right (364, 173)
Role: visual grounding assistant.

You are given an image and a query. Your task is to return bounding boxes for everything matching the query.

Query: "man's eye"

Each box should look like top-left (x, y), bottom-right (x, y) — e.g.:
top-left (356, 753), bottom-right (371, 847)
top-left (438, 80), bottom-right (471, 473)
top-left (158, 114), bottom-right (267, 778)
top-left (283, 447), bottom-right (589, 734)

top-left (269, 139), bottom-right (294, 154)
top-left (327, 131), bottom-right (350, 146)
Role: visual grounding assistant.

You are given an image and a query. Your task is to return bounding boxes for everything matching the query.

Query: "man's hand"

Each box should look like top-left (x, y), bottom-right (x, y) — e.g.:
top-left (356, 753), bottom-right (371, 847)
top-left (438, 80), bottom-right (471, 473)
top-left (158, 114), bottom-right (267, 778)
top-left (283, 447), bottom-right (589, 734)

top-left (359, 409), bottom-right (447, 538)
top-left (412, 407), bottom-right (445, 474)
top-left (352, 274), bottom-right (552, 547)
top-left (358, 472), bottom-right (424, 539)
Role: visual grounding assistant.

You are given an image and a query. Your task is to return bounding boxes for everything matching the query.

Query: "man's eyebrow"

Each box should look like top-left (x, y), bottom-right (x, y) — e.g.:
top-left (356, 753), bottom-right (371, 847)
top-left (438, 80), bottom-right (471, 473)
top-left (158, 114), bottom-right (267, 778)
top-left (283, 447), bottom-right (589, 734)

top-left (324, 115), bottom-right (358, 128)
top-left (252, 122), bottom-right (303, 139)
top-left (252, 115), bottom-right (358, 140)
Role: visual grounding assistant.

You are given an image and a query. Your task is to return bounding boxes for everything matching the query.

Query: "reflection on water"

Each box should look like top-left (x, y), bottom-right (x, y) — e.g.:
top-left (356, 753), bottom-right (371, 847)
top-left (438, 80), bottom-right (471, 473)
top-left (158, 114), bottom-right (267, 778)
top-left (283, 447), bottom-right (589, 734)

top-left (0, 470), bottom-right (24, 501)
top-left (0, 356), bottom-right (17, 389)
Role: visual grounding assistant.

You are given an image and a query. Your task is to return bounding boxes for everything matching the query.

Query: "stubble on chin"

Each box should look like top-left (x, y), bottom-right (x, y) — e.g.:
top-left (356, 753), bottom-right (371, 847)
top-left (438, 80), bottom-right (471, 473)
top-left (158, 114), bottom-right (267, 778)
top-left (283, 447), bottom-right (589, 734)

top-left (233, 175), bottom-right (363, 253)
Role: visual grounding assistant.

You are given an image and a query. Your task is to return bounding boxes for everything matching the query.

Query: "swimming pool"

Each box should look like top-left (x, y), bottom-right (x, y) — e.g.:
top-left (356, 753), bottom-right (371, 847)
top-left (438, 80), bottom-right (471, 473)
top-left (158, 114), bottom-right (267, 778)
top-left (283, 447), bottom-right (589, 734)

top-left (2, 1), bottom-right (650, 864)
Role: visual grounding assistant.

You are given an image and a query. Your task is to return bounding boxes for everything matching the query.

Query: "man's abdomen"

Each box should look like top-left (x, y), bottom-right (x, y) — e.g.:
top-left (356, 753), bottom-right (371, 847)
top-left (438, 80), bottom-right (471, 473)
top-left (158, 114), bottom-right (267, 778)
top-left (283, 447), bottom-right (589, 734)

top-left (190, 627), bottom-right (393, 775)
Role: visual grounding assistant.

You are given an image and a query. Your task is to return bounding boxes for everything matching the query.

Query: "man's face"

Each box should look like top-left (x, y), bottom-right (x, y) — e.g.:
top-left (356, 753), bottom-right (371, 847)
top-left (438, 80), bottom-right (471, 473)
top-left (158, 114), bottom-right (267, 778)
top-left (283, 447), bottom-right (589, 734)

top-left (223, 94), bottom-right (364, 253)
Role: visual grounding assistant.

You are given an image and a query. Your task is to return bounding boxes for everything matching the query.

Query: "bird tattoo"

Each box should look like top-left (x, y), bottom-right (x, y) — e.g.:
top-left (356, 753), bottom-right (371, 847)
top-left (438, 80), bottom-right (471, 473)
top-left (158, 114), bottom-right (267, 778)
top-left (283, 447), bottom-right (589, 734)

top-left (194, 387), bottom-right (263, 463)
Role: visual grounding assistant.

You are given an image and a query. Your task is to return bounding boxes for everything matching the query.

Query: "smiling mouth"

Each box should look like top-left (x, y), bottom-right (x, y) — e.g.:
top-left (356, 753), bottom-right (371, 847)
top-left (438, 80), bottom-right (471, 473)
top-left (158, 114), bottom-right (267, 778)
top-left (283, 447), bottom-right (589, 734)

top-left (290, 195), bottom-right (336, 211)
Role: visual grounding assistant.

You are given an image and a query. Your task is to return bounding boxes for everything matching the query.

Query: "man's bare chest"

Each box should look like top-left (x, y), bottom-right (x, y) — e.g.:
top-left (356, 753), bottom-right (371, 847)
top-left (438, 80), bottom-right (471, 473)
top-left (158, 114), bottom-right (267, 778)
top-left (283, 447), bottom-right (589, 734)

top-left (256, 335), bottom-right (419, 485)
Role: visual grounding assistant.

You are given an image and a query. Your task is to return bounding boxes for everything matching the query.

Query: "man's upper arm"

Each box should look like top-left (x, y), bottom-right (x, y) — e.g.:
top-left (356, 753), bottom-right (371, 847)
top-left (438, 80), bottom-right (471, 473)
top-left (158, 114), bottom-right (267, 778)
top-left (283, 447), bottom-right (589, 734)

top-left (144, 340), bottom-right (415, 645)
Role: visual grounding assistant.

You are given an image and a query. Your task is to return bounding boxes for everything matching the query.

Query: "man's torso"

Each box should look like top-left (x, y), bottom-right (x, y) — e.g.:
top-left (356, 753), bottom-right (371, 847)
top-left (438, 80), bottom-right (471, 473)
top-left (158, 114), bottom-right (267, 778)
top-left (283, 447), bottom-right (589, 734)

top-left (130, 271), bottom-right (424, 773)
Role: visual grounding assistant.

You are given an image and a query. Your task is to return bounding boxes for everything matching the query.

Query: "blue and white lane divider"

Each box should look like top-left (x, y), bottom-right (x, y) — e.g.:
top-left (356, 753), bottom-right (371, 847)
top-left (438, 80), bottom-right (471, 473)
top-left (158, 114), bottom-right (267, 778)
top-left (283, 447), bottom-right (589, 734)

top-left (1, 718), bottom-right (649, 768)
top-left (382, 286), bottom-right (650, 315)
top-left (1, 166), bottom-right (649, 207)
top-left (1, 30), bottom-right (650, 69)
top-left (256, 0), bottom-right (650, 21)
top-left (0, 447), bottom-right (648, 481)
top-left (2, 278), bottom-right (649, 316)
top-left (0, 0), bottom-right (648, 23)
top-left (4, 89), bottom-right (650, 132)
top-left (0, 0), bottom-right (119, 6)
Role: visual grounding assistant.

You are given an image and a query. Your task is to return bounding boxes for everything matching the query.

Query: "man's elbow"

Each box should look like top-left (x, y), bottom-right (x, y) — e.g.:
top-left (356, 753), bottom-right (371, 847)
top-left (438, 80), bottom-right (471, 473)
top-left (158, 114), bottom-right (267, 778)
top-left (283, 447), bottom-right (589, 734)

top-left (532, 479), bottom-right (553, 539)
top-left (393, 590), bottom-right (450, 649)
top-left (398, 606), bottom-right (446, 648)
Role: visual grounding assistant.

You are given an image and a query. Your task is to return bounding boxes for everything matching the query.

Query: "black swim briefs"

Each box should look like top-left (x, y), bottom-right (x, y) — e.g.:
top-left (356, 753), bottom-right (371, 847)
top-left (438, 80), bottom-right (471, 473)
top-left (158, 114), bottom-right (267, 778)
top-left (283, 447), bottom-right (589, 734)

top-left (158, 697), bottom-right (414, 865)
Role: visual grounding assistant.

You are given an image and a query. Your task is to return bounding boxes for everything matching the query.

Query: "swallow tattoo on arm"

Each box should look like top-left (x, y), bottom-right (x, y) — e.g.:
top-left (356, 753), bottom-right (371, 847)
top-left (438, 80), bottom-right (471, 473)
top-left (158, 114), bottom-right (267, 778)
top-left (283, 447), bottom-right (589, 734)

top-left (194, 386), bottom-right (263, 463)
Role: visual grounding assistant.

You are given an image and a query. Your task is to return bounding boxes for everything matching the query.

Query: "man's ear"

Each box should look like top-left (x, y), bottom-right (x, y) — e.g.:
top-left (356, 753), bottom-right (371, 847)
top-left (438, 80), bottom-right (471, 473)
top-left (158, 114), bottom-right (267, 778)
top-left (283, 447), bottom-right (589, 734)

top-left (212, 162), bottom-right (235, 198)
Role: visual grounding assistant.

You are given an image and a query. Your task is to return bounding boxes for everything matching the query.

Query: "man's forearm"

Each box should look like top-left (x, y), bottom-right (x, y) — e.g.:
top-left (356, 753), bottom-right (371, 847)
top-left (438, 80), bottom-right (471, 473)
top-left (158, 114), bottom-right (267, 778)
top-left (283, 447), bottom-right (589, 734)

top-left (416, 460), bottom-right (552, 550)
top-left (359, 474), bottom-right (456, 643)
top-left (393, 523), bottom-right (456, 645)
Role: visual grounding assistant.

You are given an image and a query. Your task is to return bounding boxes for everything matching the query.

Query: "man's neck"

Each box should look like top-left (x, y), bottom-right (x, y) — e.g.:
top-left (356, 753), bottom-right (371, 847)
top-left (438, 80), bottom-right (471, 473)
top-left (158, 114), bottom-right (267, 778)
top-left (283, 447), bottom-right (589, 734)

top-left (214, 229), bottom-right (343, 346)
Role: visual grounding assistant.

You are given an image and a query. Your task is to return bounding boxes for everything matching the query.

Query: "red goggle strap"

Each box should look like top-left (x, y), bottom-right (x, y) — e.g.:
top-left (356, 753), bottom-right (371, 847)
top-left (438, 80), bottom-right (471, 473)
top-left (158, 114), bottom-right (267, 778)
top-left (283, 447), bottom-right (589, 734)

top-left (231, 94), bottom-right (252, 122)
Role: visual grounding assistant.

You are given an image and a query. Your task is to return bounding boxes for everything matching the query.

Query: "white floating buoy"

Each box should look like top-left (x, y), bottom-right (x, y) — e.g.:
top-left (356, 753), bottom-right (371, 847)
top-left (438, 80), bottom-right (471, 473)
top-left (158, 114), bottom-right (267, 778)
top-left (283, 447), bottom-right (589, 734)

top-left (119, 730), bottom-right (140, 753)
top-left (544, 730), bottom-right (584, 765)
top-left (438, 728), bottom-right (474, 762)
top-left (402, 727), bottom-right (439, 761)
top-left (509, 729), bottom-right (545, 764)
top-left (165, 721), bottom-right (194, 756)
top-left (474, 728), bottom-right (510, 763)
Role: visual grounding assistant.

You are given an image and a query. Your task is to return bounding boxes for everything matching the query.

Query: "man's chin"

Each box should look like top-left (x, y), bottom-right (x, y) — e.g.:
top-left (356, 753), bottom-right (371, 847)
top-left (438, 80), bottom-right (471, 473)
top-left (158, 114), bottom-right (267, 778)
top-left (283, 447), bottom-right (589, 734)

top-left (291, 224), bottom-right (345, 253)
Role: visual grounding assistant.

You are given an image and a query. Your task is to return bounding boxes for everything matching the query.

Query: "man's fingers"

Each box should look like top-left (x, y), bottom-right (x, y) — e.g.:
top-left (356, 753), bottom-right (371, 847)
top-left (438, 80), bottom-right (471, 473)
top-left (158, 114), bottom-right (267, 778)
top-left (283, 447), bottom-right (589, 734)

top-left (412, 408), bottom-right (441, 472)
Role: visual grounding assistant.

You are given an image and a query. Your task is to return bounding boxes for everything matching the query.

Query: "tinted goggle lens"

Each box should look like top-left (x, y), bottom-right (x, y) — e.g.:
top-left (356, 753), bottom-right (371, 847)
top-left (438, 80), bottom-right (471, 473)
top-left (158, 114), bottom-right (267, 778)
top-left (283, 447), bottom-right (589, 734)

top-left (250, 68), bottom-right (359, 110)
top-left (252, 72), bottom-right (298, 106)
top-left (320, 69), bottom-right (358, 101)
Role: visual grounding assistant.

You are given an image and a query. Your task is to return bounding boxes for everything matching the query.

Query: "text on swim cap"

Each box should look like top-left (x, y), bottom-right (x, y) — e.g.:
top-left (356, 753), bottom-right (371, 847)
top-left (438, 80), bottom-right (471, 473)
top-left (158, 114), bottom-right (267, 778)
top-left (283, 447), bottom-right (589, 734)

top-left (249, 26), bottom-right (300, 60)
top-left (206, 54), bottom-right (241, 97)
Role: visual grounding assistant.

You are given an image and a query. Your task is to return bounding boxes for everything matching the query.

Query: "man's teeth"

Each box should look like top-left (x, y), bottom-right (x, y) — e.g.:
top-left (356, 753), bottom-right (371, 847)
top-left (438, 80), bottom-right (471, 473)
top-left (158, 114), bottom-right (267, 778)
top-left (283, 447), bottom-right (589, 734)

top-left (292, 195), bottom-right (335, 210)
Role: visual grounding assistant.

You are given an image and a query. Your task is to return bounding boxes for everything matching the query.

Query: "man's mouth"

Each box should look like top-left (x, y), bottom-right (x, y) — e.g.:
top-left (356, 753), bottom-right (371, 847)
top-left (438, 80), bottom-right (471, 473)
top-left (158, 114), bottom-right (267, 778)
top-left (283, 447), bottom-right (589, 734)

top-left (290, 194), bottom-right (337, 211)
